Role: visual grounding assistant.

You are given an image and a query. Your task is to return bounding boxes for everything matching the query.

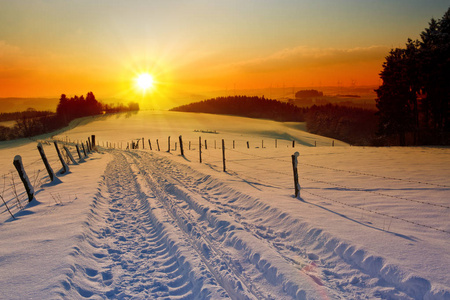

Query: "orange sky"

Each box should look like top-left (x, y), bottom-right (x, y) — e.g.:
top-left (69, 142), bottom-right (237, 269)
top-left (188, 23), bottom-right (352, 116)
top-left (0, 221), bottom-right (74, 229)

top-left (0, 1), bottom-right (448, 110)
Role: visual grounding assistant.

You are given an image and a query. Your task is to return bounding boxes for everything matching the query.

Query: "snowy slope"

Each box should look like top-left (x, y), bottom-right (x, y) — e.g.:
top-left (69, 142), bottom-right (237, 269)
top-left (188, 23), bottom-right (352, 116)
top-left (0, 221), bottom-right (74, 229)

top-left (0, 111), bottom-right (449, 299)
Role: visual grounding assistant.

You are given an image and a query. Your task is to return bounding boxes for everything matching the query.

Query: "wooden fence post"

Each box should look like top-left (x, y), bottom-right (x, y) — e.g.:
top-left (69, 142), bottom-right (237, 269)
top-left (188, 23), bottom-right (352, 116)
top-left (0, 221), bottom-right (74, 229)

top-left (63, 146), bottom-right (78, 165)
top-left (189, 141), bottom-right (191, 150)
top-left (13, 155), bottom-right (34, 202)
top-left (275, 139), bottom-right (278, 148)
top-left (148, 139), bottom-right (152, 150)
top-left (88, 137), bottom-right (92, 151)
top-left (292, 140), bottom-right (295, 148)
top-left (179, 135), bottom-right (184, 157)
top-left (168, 136), bottom-right (171, 152)
top-left (199, 136), bottom-right (202, 163)
top-left (142, 138), bottom-right (144, 149)
top-left (37, 143), bottom-right (55, 182)
top-left (233, 140), bottom-right (235, 149)
top-left (82, 143), bottom-right (88, 157)
top-left (75, 145), bottom-right (82, 160)
top-left (205, 140), bottom-right (207, 150)
top-left (91, 135), bottom-right (96, 149)
top-left (156, 139), bottom-right (160, 151)
top-left (247, 141), bottom-right (249, 149)
top-left (54, 141), bottom-right (69, 174)
top-left (222, 139), bottom-right (226, 172)
top-left (291, 152), bottom-right (300, 198)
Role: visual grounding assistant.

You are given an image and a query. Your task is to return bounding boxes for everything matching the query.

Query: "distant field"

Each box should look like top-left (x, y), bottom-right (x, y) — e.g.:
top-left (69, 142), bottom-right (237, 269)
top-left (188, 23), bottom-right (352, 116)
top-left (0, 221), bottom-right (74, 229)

top-left (0, 98), bottom-right (58, 113)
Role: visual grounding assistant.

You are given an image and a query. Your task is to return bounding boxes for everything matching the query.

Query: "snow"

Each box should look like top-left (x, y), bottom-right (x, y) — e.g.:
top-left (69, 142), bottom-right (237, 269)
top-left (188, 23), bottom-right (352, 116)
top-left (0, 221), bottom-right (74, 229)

top-left (0, 110), bottom-right (449, 299)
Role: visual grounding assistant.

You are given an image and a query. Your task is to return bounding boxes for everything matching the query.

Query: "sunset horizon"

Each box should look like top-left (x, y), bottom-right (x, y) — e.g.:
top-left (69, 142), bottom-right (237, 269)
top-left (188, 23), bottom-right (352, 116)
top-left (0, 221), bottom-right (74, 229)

top-left (1, 1), bottom-right (449, 110)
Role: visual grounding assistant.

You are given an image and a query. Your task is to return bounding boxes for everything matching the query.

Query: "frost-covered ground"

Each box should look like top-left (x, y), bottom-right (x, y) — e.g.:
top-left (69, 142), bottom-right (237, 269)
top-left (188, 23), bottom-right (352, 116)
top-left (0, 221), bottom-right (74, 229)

top-left (0, 111), bottom-right (449, 299)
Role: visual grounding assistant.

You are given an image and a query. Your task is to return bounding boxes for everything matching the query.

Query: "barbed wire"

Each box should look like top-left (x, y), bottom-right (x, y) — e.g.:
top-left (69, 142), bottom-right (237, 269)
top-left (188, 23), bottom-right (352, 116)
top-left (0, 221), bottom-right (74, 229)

top-left (301, 176), bottom-right (450, 209)
top-left (300, 162), bottom-right (450, 188)
top-left (302, 189), bottom-right (450, 235)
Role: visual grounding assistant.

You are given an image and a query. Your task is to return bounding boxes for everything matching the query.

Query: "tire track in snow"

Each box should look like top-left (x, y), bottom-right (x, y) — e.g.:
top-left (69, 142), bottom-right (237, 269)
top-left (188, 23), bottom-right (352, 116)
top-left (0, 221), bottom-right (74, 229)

top-left (56, 152), bottom-right (228, 299)
top-left (123, 151), bottom-right (260, 300)
top-left (125, 151), bottom-right (330, 299)
top-left (128, 150), bottom-right (433, 300)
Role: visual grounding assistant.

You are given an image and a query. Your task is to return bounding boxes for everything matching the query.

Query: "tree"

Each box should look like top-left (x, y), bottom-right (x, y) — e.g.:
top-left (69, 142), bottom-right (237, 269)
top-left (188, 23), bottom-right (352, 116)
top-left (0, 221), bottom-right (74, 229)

top-left (375, 48), bottom-right (415, 145)
top-left (419, 9), bottom-right (450, 141)
top-left (376, 7), bottom-right (450, 145)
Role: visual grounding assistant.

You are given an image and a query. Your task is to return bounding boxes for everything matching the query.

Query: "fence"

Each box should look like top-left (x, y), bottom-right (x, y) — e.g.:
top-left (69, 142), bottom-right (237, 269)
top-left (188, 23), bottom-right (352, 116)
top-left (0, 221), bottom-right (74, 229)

top-left (101, 135), bottom-right (448, 236)
top-left (0, 136), bottom-right (96, 221)
top-left (5, 133), bottom-right (448, 236)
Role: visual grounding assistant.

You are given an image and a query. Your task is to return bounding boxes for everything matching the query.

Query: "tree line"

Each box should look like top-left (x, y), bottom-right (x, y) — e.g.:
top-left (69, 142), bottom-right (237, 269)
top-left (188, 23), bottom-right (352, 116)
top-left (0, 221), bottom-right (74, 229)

top-left (171, 96), bottom-right (377, 146)
top-left (0, 92), bottom-right (140, 141)
top-left (171, 95), bottom-right (306, 122)
top-left (376, 7), bottom-right (449, 145)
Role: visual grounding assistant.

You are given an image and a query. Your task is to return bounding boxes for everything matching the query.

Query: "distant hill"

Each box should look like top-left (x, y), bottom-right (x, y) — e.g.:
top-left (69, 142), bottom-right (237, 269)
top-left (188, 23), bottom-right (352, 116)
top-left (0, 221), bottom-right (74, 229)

top-left (170, 96), bottom-right (306, 122)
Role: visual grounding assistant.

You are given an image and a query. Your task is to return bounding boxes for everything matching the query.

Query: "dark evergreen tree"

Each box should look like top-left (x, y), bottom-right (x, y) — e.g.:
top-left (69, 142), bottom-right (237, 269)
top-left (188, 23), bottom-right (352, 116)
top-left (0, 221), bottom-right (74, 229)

top-left (376, 7), bottom-right (450, 145)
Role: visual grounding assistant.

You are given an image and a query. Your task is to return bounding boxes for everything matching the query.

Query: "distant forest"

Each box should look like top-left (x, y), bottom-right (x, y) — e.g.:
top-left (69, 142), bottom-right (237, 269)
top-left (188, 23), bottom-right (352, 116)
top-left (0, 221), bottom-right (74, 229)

top-left (0, 92), bottom-right (139, 141)
top-left (171, 96), bottom-right (378, 146)
top-left (171, 96), bottom-right (306, 122)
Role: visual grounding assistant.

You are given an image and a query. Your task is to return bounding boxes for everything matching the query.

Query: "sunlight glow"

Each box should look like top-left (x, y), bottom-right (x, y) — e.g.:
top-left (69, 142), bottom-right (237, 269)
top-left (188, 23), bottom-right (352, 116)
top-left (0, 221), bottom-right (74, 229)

top-left (136, 73), bottom-right (154, 92)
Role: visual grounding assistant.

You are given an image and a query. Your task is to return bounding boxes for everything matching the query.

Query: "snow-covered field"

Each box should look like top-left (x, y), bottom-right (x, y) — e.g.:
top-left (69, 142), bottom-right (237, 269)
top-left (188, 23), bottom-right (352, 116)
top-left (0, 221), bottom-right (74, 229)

top-left (0, 111), bottom-right (449, 299)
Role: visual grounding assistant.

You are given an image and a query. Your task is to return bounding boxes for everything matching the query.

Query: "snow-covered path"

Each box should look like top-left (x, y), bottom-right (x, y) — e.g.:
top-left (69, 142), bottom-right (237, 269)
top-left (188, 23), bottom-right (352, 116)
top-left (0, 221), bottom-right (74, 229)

top-left (1, 111), bottom-right (449, 299)
top-left (55, 148), bottom-right (448, 299)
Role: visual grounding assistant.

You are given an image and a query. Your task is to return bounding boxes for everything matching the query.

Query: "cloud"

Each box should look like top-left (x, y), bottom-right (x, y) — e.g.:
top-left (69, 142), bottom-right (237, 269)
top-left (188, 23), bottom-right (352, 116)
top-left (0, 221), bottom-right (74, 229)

top-left (232, 45), bottom-right (389, 73)
top-left (0, 41), bottom-right (22, 62)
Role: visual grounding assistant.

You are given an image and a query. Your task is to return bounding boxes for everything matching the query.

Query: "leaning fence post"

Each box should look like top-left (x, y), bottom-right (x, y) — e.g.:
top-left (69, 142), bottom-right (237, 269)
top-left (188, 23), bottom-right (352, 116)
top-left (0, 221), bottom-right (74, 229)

top-left (37, 143), bottom-right (55, 182)
top-left (54, 141), bottom-right (69, 174)
top-left (75, 144), bottom-right (82, 160)
top-left (88, 137), bottom-right (92, 151)
top-left (148, 139), bottom-right (152, 150)
top-left (13, 155), bottom-right (34, 202)
top-left (222, 139), bottom-right (226, 172)
top-left (156, 139), bottom-right (160, 151)
top-left (82, 143), bottom-right (88, 157)
top-left (199, 136), bottom-right (202, 163)
top-left (179, 135), bottom-right (184, 157)
top-left (291, 152), bottom-right (300, 198)
top-left (63, 146), bottom-right (78, 165)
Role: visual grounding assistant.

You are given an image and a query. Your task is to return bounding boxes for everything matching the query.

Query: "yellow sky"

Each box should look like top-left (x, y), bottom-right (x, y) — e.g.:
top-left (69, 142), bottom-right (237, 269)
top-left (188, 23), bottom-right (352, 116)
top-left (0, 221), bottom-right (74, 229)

top-left (0, 1), bottom-right (448, 110)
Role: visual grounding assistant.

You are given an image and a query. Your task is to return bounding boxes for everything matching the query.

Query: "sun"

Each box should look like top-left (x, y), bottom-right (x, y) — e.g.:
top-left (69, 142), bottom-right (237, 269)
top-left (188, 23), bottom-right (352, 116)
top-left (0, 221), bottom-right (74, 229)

top-left (135, 73), bottom-right (154, 92)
